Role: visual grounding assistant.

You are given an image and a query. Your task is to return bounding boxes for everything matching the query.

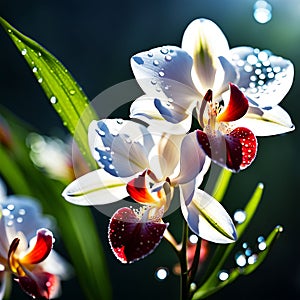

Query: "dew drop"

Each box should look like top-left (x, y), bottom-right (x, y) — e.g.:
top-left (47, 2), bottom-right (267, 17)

top-left (7, 29), bottom-right (12, 33)
top-left (247, 54), bottom-right (258, 65)
top-left (18, 209), bottom-right (26, 215)
top-left (21, 49), bottom-right (27, 56)
top-left (158, 71), bottom-right (165, 77)
top-left (218, 270), bottom-right (229, 281)
top-left (2, 209), bottom-right (9, 217)
top-left (116, 119), bottom-right (123, 124)
top-left (165, 54), bottom-right (172, 61)
top-left (248, 254), bottom-right (258, 264)
top-left (38, 78), bottom-right (43, 83)
top-left (50, 96), bottom-right (57, 104)
top-left (69, 89), bottom-right (76, 95)
top-left (109, 164), bottom-right (115, 170)
top-left (189, 234), bottom-right (198, 244)
top-left (235, 252), bottom-right (247, 267)
top-left (7, 220), bottom-right (13, 227)
top-left (233, 209), bottom-right (247, 224)
top-left (17, 217), bottom-right (23, 223)
top-left (32, 67), bottom-right (38, 73)
top-left (160, 48), bottom-right (168, 55)
top-left (153, 60), bottom-right (159, 66)
top-left (7, 204), bottom-right (14, 211)
top-left (151, 79), bottom-right (157, 85)
top-left (0, 264), bottom-right (5, 272)
top-left (147, 52), bottom-right (153, 57)
top-left (155, 267), bottom-right (168, 281)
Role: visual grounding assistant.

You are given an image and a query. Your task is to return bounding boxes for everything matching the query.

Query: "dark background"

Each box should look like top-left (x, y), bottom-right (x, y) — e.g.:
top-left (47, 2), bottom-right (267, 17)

top-left (0, 0), bottom-right (299, 299)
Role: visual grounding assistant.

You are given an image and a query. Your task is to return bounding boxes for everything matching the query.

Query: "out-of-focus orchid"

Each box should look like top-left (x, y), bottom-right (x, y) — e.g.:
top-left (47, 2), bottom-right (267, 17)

top-left (63, 119), bottom-right (237, 263)
top-left (27, 133), bottom-right (90, 183)
top-left (129, 18), bottom-right (294, 170)
top-left (0, 180), bottom-right (71, 299)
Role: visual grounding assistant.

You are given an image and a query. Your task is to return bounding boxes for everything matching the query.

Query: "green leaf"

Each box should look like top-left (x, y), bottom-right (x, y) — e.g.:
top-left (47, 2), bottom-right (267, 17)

top-left (192, 183), bottom-right (265, 299)
top-left (0, 107), bottom-right (112, 300)
top-left (0, 17), bottom-right (98, 169)
top-left (212, 168), bottom-right (232, 202)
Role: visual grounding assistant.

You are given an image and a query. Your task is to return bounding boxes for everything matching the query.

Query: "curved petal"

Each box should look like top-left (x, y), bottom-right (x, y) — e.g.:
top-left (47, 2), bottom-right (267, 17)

top-left (18, 272), bottom-right (60, 300)
top-left (108, 207), bottom-right (167, 263)
top-left (131, 45), bottom-right (198, 117)
top-left (180, 189), bottom-right (237, 243)
top-left (230, 46), bottom-right (294, 107)
top-left (3, 196), bottom-right (52, 241)
top-left (173, 131), bottom-right (210, 185)
top-left (197, 128), bottom-right (257, 172)
top-left (231, 105), bottom-right (295, 136)
top-left (20, 229), bottom-right (53, 265)
top-left (0, 178), bottom-right (7, 202)
top-left (130, 96), bottom-right (192, 134)
top-left (0, 272), bottom-right (7, 300)
top-left (89, 119), bottom-right (151, 177)
top-left (216, 83), bottom-right (249, 122)
top-left (182, 18), bottom-right (231, 94)
top-left (225, 127), bottom-right (257, 171)
top-left (62, 169), bottom-right (129, 206)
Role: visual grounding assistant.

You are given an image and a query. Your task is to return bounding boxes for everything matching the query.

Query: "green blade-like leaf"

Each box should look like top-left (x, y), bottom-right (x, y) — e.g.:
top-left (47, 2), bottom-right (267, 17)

top-left (192, 183), bottom-right (264, 299)
top-left (212, 168), bottom-right (232, 202)
top-left (242, 225), bottom-right (283, 275)
top-left (0, 107), bottom-right (112, 300)
top-left (0, 17), bottom-right (97, 169)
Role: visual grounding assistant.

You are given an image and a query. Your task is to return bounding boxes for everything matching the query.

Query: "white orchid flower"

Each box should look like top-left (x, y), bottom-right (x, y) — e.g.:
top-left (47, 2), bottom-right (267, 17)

top-left (63, 119), bottom-right (237, 263)
top-left (129, 18), bottom-right (294, 171)
top-left (0, 182), bottom-right (71, 300)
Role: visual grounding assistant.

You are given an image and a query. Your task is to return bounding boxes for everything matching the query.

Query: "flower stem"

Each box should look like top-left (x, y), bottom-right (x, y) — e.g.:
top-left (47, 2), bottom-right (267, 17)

top-left (188, 238), bottom-right (202, 294)
top-left (180, 220), bottom-right (189, 300)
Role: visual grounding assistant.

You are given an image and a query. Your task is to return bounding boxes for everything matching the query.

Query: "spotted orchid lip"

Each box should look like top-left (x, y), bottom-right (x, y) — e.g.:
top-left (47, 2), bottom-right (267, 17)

top-left (108, 207), bottom-right (168, 264)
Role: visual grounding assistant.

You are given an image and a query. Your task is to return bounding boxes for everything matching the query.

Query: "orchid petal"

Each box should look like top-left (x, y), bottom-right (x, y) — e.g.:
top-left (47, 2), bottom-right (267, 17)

top-left (216, 83), bottom-right (249, 122)
top-left (40, 251), bottom-right (73, 280)
top-left (62, 169), bottom-right (129, 206)
top-left (126, 171), bottom-right (160, 206)
top-left (158, 133), bottom-right (184, 178)
top-left (130, 96), bottom-right (192, 134)
top-left (197, 127), bottom-right (257, 172)
top-left (230, 46), bottom-right (294, 107)
top-left (174, 131), bottom-right (210, 185)
top-left (225, 127), bottom-right (257, 171)
top-left (3, 196), bottom-right (52, 241)
top-left (231, 105), bottom-right (295, 136)
top-left (182, 18), bottom-right (230, 94)
top-left (131, 46), bottom-right (198, 117)
top-left (180, 189), bottom-right (237, 243)
top-left (0, 272), bottom-right (7, 300)
top-left (0, 178), bottom-right (6, 202)
top-left (18, 272), bottom-right (60, 300)
top-left (89, 119), bottom-right (151, 177)
top-left (108, 207), bottom-right (167, 263)
top-left (20, 229), bottom-right (53, 265)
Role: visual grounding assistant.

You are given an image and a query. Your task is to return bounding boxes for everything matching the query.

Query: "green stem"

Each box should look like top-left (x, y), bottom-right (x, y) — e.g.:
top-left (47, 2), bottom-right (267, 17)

top-left (189, 238), bottom-right (202, 285)
top-left (180, 220), bottom-right (189, 300)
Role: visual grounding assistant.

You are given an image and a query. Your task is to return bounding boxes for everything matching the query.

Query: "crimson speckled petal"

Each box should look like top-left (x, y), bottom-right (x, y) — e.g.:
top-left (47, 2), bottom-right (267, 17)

top-left (108, 207), bottom-right (167, 264)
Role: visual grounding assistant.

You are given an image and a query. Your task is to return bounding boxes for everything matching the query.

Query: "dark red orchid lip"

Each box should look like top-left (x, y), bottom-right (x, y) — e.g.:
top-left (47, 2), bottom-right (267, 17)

top-left (108, 207), bottom-right (168, 264)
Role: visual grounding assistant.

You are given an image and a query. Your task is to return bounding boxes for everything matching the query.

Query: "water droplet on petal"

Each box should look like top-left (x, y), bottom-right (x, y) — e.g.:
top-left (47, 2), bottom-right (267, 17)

top-left (7, 204), bottom-right (14, 211)
top-left (160, 48), bottom-right (168, 55)
top-left (17, 217), bottom-right (23, 223)
top-left (158, 71), bottom-right (165, 77)
top-left (32, 67), bottom-right (38, 73)
top-left (153, 60), bottom-right (159, 66)
top-left (165, 55), bottom-right (172, 61)
top-left (7, 220), bottom-right (14, 227)
top-left (18, 209), bottom-right (26, 215)
top-left (69, 90), bottom-right (76, 95)
top-left (147, 52), bottom-right (153, 57)
top-left (21, 49), bottom-right (27, 56)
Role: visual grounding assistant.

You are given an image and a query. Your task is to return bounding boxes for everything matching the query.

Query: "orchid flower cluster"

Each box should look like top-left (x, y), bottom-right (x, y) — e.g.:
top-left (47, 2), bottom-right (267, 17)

top-left (0, 180), bottom-right (70, 300)
top-left (62, 17), bottom-right (294, 298)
